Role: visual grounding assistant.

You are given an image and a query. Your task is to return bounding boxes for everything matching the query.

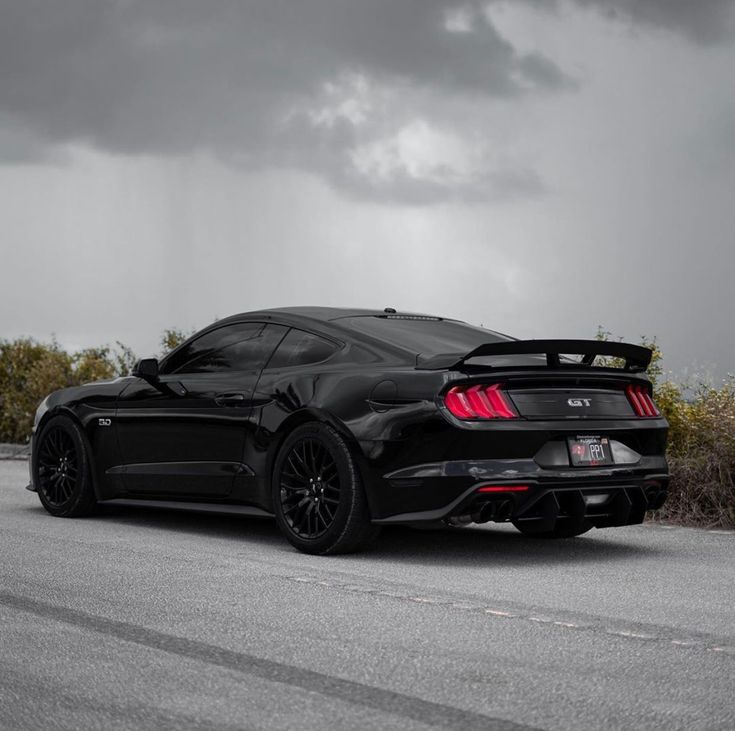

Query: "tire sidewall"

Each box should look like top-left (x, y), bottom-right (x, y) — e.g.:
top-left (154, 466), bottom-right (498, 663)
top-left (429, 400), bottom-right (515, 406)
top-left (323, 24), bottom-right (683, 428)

top-left (272, 422), bottom-right (360, 554)
top-left (35, 414), bottom-right (95, 517)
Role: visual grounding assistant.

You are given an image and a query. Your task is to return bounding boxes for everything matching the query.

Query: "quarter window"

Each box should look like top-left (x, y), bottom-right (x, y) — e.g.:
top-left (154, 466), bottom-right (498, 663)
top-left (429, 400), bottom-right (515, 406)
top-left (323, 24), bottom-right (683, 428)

top-left (266, 328), bottom-right (340, 369)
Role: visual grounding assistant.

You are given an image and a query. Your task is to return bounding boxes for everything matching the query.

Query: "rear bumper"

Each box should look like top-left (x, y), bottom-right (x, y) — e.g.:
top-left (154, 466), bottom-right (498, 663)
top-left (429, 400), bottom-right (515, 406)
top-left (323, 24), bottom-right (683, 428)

top-left (371, 457), bottom-right (668, 527)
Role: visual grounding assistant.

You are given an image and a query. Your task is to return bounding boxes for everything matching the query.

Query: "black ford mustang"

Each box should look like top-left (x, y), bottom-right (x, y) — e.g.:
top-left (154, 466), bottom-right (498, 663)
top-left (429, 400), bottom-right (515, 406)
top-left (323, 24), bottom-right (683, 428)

top-left (28, 307), bottom-right (669, 554)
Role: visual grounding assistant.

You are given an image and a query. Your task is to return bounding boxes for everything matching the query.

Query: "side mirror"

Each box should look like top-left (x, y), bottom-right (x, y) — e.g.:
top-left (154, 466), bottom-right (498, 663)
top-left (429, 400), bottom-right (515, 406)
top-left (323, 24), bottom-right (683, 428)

top-left (132, 358), bottom-right (159, 383)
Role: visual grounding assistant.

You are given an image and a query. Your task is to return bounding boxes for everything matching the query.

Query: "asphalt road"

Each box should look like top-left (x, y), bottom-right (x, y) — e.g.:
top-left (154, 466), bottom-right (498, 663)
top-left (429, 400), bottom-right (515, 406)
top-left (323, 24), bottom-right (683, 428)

top-left (2, 460), bottom-right (734, 731)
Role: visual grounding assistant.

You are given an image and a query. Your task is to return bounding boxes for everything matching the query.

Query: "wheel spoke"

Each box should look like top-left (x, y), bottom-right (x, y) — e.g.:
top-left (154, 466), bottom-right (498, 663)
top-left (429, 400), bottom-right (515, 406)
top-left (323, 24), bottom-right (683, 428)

top-left (283, 496), bottom-right (308, 515)
top-left (291, 448), bottom-right (310, 476)
top-left (308, 440), bottom-right (319, 475)
top-left (294, 501), bottom-right (312, 532)
top-left (321, 463), bottom-right (338, 481)
top-left (300, 442), bottom-right (313, 477)
top-left (282, 467), bottom-right (307, 483)
top-left (287, 454), bottom-right (308, 479)
top-left (314, 446), bottom-right (328, 477)
top-left (316, 503), bottom-right (331, 531)
top-left (51, 431), bottom-right (64, 457)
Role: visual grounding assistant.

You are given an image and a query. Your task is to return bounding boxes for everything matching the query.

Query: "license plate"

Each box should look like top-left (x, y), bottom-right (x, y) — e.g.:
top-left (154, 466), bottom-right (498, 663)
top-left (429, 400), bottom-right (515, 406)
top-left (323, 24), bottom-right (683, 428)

top-left (568, 436), bottom-right (613, 466)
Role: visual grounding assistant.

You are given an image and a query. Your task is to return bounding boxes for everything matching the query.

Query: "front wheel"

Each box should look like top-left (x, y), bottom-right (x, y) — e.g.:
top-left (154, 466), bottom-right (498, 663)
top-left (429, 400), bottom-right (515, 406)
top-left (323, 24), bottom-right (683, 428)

top-left (34, 415), bottom-right (97, 517)
top-left (272, 423), bottom-right (380, 555)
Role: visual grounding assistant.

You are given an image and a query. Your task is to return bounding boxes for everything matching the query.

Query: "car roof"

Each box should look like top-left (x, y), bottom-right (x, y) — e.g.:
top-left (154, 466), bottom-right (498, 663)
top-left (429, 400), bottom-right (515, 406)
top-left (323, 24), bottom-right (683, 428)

top-left (221, 306), bottom-right (445, 323)
top-left (162, 306), bottom-right (511, 369)
top-left (204, 307), bottom-right (456, 360)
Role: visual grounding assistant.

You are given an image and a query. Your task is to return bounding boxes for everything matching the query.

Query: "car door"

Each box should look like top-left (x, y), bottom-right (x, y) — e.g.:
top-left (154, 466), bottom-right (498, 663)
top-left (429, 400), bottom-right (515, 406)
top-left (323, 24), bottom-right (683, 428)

top-left (115, 321), bottom-right (286, 498)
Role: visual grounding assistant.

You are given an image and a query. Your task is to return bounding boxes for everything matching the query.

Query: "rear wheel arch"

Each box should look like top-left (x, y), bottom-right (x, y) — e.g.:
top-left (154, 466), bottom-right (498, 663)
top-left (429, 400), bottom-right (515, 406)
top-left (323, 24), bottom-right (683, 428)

top-left (266, 408), bottom-right (365, 482)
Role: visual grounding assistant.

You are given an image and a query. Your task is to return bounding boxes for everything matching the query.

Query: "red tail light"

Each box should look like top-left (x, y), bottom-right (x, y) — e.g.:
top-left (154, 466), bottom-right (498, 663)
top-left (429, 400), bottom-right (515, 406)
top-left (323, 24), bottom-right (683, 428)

top-left (626, 384), bottom-right (659, 417)
top-left (476, 485), bottom-right (529, 493)
top-left (443, 383), bottom-right (519, 420)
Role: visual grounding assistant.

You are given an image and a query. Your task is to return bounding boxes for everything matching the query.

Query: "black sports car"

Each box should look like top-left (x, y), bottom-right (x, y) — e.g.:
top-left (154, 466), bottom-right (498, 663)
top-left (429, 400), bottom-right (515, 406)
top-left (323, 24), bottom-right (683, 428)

top-left (28, 307), bottom-right (669, 554)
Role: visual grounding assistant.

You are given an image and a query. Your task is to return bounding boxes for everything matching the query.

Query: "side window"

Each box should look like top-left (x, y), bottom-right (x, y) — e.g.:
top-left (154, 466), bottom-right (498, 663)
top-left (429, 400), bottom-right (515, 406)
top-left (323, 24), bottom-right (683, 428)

top-left (163, 323), bottom-right (286, 375)
top-left (266, 328), bottom-right (340, 369)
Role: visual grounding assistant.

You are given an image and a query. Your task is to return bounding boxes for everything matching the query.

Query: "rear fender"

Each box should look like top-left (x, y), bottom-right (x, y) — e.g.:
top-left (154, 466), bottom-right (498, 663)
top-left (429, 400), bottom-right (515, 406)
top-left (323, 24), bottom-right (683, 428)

top-left (263, 407), bottom-right (381, 516)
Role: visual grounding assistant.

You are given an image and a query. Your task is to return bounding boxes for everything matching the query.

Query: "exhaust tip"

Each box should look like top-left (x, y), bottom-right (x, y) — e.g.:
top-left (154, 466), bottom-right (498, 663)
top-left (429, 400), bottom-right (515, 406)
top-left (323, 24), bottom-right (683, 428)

top-left (495, 499), bottom-right (513, 522)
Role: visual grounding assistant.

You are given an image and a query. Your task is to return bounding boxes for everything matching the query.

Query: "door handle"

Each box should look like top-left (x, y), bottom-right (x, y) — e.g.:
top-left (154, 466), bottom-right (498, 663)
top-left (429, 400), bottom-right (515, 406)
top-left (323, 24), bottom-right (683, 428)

top-left (215, 392), bottom-right (247, 406)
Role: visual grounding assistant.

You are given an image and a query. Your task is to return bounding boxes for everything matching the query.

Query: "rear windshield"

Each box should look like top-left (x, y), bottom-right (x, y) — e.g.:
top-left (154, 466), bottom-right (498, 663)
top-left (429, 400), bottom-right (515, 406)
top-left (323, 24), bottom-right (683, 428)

top-left (338, 316), bottom-right (513, 356)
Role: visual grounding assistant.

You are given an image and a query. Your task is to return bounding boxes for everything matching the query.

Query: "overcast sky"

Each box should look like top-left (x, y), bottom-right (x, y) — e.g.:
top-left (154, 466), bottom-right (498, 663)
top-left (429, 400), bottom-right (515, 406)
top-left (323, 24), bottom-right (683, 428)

top-left (1, 0), bottom-right (734, 381)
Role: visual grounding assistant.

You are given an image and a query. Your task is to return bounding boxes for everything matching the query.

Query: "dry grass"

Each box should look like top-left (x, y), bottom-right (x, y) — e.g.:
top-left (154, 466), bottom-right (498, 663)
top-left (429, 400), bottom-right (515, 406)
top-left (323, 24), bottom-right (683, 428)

top-left (653, 379), bottom-right (735, 528)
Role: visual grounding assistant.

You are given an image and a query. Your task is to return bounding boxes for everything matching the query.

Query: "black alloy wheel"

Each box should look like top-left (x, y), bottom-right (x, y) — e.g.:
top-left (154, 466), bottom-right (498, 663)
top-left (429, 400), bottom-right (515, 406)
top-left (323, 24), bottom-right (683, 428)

top-left (280, 437), bottom-right (341, 539)
top-left (34, 415), bottom-right (97, 517)
top-left (273, 422), bottom-right (379, 554)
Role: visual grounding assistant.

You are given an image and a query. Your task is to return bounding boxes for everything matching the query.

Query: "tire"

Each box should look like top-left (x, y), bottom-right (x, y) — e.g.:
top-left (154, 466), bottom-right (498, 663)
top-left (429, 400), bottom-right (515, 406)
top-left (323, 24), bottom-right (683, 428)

top-left (34, 414), bottom-right (97, 517)
top-left (512, 520), bottom-right (593, 539)
top-left (272, 422), bottom-right (380, 555)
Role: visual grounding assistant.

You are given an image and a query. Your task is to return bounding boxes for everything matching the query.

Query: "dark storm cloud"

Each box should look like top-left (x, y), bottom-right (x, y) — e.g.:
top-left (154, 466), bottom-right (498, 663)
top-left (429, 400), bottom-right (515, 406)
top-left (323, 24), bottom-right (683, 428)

top-left (0, 0), bottom-right (570, 200)
top-left (568, 0), bottom-right (735, 44)
top-left (2, 1), bottom-right (730, 200)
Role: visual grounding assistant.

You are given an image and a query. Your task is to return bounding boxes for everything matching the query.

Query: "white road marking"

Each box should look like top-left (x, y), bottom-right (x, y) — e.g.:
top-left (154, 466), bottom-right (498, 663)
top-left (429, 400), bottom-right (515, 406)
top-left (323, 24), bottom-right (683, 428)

top-left (611, 630), bottom-right (655, 640)
top-left (450, 602), bottom-right (484, 612)
top-left (286, 575), bottom-right (731, 658)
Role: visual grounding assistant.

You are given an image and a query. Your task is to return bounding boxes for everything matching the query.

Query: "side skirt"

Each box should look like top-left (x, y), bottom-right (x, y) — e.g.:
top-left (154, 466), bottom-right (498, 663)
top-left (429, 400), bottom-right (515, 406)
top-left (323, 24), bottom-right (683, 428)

top-left (97, 498), bottom-right (274, 519)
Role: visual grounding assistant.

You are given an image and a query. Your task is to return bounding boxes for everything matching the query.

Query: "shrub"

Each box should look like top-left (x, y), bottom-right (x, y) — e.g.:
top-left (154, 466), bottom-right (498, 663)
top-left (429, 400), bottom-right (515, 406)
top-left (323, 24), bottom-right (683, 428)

top-left (0, 339), bottom-right (74, 443)
top-left (0, 338), bottom-right (130, 444)
top-left (0, 332), bottom-right (196, 443)
top-left (597, 328), bottom-right (734, 529)
top-left (160, 328), bottom-right (193, 354)
top-left (655, 378), bottom-right (735, 527)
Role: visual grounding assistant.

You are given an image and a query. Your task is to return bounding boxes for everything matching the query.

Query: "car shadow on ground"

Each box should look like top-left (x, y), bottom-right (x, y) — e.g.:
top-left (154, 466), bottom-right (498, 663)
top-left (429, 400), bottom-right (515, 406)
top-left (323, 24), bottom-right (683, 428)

top-left (369, 523), bottom-right (662, 567)
top-left (41, 501), bottom-right (665, 568)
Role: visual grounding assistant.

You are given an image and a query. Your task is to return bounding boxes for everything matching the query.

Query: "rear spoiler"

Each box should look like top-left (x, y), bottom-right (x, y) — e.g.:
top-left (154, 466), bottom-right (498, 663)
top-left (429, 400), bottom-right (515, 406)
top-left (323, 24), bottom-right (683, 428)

top-left (415, 339), bottom-right (652, 372)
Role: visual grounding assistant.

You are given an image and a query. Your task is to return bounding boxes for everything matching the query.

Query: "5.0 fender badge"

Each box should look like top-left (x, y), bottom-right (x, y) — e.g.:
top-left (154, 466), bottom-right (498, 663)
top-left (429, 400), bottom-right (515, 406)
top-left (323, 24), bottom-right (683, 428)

top-left (98, 418), bottom-right (112, 427)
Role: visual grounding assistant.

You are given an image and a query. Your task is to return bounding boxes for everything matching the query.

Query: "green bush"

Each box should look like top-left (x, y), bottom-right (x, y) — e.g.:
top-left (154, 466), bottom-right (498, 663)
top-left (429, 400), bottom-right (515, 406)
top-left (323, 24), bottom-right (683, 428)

top-left (654, 378), bottom-right (735, 527)
top-left (597, 328), bottom-right (734, 529)
top-left (0, 332), bottom-right (195, 444)
top-left (0, 339), bottom-right (132, 443)
top-left (160, 328), bottom-right (194, 353)
top-left (0, 339), bottom-right (74, 443)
